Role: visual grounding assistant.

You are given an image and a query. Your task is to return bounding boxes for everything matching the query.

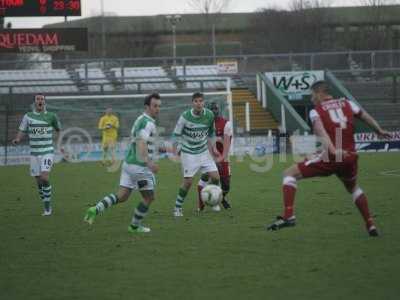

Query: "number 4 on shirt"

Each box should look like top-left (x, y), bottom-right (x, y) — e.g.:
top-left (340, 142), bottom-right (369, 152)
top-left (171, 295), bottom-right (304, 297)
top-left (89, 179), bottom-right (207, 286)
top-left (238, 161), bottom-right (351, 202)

top-left (328, 108), bottom-right (348, 129)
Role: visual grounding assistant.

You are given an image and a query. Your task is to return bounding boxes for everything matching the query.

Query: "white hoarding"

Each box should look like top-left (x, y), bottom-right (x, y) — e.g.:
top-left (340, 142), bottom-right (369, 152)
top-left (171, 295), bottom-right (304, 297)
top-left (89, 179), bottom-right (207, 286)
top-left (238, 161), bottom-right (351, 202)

top-left (265, 71), bottom-right (325, 99)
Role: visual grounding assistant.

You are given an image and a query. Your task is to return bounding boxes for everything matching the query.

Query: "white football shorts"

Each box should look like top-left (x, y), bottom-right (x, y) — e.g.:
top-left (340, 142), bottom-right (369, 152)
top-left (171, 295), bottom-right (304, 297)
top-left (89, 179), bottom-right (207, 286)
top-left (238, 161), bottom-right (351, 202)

top-left (181, 151), bottom-right (218, 178)
top-left (30, 154), bottom-right (54, 177)
top-left (119, 162), bottom-right (156, 191)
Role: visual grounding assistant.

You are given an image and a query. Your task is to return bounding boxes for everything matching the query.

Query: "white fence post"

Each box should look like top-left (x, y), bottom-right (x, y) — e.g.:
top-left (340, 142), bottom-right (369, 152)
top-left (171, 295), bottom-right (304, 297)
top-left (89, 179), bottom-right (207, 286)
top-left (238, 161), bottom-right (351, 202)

top-left (261, 84), bottom-right (266, 108)
top-left (281, 104), bottom-right (286, 134)
top-left (227, 77), bottom-right (234, 154)
top-left (245, 102), bottom-right (250, 132)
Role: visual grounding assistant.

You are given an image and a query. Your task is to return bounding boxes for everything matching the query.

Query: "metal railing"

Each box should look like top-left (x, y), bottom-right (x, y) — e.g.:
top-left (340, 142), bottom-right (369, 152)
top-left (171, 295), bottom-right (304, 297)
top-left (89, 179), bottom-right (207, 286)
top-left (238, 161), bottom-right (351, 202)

top-left (2, 49), bottom-right (400, 74)
top-left (0, 77), bottom-right (231, 94)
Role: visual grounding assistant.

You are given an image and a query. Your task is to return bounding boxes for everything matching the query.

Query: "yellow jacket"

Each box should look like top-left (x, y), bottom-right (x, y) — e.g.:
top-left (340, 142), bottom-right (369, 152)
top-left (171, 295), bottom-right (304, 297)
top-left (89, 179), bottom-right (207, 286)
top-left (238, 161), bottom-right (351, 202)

top-left (98, 114), bottom-right (119, 140)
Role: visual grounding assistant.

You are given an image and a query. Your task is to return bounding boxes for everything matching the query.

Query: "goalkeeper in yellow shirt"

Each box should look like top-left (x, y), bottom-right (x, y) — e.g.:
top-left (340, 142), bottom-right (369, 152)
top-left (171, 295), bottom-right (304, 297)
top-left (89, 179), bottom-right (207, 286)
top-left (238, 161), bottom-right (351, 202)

top-left (98, 108), bottom-right (119, 165)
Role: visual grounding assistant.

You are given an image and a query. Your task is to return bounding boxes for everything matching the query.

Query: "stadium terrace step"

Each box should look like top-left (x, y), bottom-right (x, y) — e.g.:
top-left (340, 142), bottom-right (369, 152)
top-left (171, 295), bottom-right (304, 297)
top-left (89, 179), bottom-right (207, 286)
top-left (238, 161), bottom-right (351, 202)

top-left (232, 88), bottom-right (278, 132)
top-left (358, 102), bottom-right (400, 130)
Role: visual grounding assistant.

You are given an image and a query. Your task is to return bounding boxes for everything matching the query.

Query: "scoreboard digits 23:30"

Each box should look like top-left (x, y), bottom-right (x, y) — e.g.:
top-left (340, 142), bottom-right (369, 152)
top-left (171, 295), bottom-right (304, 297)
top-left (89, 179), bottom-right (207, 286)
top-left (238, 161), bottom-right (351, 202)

top-left (0, 0), bottom-right (81, 17)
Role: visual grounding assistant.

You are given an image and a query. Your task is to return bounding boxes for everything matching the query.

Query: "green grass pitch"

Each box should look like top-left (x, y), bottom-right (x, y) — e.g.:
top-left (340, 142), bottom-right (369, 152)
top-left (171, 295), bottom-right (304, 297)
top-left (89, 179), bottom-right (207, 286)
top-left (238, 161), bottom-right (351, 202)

top-left (1, 153), bottom-right (399, 300)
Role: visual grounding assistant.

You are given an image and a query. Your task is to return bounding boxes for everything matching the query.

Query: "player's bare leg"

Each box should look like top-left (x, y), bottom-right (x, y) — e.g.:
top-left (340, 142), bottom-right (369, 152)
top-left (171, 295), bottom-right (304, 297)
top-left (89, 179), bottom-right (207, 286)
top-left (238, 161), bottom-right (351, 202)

top-left (110, 144), bottom-right (117, 164)
top-left (129, 189), bottom-right (155, 233)
top-left (174, 177), bottom-right (193, 217)
top-left (84, 186), bottom-right (131, 225)
top-left (352, 186), bottom-right (378, 236)
top-left (208, 171), bottom-right (220, 185)
top-left (267, 164), bottom-right (302, 230)
top-left (101, 145), bottom-right (109, 166)
top-left (197, 173), bottom-right (209, 212)
top-left (341, 179), bottom-right (378, 237)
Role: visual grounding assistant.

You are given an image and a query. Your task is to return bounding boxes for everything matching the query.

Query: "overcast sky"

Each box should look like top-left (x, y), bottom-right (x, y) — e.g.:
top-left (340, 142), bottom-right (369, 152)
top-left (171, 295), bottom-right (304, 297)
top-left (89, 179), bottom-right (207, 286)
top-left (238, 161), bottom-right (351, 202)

top-left (4, 0), bottom-right (376, 28)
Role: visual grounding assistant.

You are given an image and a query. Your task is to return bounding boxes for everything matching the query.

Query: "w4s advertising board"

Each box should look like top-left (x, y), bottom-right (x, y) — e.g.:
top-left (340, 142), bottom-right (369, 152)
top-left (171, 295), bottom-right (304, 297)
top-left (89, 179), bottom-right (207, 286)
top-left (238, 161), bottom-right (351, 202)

top-left (265, 71), bottom-right (324, 100)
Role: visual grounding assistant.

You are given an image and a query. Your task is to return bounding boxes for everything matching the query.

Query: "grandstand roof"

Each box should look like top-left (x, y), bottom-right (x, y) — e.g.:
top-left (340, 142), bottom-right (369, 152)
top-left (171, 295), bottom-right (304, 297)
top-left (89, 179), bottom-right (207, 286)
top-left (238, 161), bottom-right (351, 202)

top-left (45, 13), bottom-right (249, 34)
top-left (45, 5), bottom-right (400, 34)
top-left (326, 5), bottom-right (400, 26)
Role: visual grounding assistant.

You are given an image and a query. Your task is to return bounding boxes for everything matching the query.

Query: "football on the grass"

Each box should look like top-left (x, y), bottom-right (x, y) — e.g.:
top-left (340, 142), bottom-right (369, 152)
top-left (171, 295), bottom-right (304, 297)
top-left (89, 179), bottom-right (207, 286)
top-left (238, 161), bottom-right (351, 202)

top-left (201, 184), bottom-right (223, 206)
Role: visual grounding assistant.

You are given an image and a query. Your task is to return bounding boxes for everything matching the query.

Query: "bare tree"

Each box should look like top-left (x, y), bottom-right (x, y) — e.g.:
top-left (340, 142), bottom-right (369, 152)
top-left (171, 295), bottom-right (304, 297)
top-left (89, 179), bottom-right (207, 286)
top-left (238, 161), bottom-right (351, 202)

top-left (187, 0), bottom-right (232, 59)
top-left (359, 0), bottom-right (397, 6)
top-left (355, 0), bottom-right (396, 49)
top-left (289, 0), bottom-right (333, 11)
top-left (245, 0), bottom-right (331, 55)
top-left (187, 0), bottom-right (231, 14)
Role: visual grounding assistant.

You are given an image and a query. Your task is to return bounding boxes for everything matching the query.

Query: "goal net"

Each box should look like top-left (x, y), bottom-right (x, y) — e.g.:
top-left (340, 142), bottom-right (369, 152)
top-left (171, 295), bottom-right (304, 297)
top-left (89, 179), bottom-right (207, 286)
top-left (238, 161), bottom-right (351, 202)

top-left (36, 91), bottom-right (234, 164)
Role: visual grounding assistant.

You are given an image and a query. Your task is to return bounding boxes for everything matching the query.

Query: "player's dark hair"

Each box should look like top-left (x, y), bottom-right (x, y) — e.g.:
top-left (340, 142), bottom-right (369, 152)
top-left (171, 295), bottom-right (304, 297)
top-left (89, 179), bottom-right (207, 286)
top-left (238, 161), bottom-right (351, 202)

top-left (207, 102), bottom-right (219, 116)
top-left (311, 80), bottom-right (330, 94)
top-left (207, 101), bottom-right (218, 110)
top-left (192, 92), bottom-right (204, 101)
top-left (144, 93), bottom-right (161, 106)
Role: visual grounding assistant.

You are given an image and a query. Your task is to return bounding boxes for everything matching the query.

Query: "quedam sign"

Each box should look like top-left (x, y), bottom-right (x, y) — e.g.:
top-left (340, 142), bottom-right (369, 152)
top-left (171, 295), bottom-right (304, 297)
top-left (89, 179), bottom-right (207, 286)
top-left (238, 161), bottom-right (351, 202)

top-left (0, 28), bottom-right (88, 53)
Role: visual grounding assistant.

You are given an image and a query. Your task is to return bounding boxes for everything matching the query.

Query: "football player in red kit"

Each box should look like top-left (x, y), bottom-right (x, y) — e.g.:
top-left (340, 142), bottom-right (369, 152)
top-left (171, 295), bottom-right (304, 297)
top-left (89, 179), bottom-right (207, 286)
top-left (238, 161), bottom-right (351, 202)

top-left (267, 81), bottom-right (391, 236)
top-left (198, 102), bottom-right (233, 211)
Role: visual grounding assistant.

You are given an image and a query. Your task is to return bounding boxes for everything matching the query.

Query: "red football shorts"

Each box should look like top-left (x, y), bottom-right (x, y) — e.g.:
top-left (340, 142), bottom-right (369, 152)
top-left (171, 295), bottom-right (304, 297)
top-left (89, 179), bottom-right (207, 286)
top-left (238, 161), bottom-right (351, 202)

top-left (298, 153), bottom-right (358, 192)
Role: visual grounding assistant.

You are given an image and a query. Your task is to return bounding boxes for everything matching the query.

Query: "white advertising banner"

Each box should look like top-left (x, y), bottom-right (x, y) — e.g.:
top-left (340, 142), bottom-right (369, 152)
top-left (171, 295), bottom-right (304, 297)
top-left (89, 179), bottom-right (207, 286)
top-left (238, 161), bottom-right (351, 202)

top-left (355, 131), bottom-right (400, 152)
top-left (265, 70), bottom-right (325, 99)
top-left (217, 60), bottom-right (238, 75)
top-left (2, 132), bottom-right (399, 166)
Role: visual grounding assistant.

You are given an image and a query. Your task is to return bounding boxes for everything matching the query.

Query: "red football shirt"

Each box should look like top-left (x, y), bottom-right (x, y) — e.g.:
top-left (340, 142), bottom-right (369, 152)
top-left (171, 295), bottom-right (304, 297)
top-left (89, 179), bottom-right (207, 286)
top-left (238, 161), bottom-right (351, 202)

top-left (310, 98), bottom-right (362, 152)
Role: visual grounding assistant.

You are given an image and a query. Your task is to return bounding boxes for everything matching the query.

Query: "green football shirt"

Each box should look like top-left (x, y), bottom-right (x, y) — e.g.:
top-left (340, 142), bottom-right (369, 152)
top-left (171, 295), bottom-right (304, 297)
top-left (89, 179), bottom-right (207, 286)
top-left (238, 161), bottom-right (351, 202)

top-left (173, 108), bottom-right (215, 154)
top-left (125, 113), bottom-right (157, 166)
top-left (19, 111), bottom-right (61, 156)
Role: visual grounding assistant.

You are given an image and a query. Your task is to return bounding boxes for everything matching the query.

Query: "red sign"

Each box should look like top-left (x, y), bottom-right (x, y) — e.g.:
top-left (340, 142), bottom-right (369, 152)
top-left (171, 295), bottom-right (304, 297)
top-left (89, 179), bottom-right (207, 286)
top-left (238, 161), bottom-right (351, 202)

top-left (0, 28), bottom-right (87, 53)
top-left (0, 0), bottom-right (81, 17)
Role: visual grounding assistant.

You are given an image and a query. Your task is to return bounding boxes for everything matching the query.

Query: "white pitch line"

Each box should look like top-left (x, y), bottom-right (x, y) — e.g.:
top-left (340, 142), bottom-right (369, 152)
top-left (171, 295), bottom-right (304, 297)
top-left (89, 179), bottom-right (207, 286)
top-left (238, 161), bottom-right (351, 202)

top-left (380, 169), bottom-right (400, 177)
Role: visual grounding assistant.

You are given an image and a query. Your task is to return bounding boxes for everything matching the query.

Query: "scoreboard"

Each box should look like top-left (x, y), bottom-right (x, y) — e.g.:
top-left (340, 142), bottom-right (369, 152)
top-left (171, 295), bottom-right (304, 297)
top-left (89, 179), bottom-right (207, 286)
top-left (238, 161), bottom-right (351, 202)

top-left (0, 0), bottom-right (81, 17)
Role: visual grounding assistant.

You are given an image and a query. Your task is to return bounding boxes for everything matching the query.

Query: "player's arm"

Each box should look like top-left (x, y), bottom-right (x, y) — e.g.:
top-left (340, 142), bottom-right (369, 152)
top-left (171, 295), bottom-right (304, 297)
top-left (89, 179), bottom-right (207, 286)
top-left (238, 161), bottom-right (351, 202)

top-left (54, 129), bottom-right (60, 147)
top-left (136, 138), bottom-right (158, 174)
top-left (208, 139), bottom-right (222, 162)
top-left (207, 123), bottom-right (221, 160)
top-left (348, 100), bottom-right (391, 138)
top-left (357, 110), bottom-right (391, 139)
top-left (113, 116), bottom-right (120, 129)
top-left (207, 138), bottom-right (216, 154)
top-left (312, 117), bottom-right (337, 155)
top-left (52, 114), bottom-right (62, 144)
top-left (222, 136), bottom-right (231, 162)
top-left (12, 114), bottom-right (28, 145)
top-left (222, 121), bottom-right (233, 162)
top-left (12, 131), bottom-right (25, 145)
top-left (98, 117), bottom-right (105, 130)
top-left (171, 115), bottom-right (185, 155)
top-left (136, 123), bottom-right (159, 173)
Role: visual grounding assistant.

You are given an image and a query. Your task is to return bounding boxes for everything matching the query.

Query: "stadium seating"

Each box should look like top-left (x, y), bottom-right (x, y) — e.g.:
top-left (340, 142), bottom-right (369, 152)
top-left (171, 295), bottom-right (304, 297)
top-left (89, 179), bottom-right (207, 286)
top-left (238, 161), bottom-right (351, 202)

top-left (111, 67), bottom-right (176, 91)
top-left (0, 66), bottom-right (234, 94)
top-left (344, 81), bottom-right (400, 130)
top-left (76, 68), bottom-right (114, 92)
top-left (173, 65), bottom-right (236, 89)
top-left (0, 69), bottom-right (79, 94)
top-left (0, 87), bottom-right (10, 94)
